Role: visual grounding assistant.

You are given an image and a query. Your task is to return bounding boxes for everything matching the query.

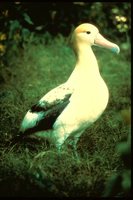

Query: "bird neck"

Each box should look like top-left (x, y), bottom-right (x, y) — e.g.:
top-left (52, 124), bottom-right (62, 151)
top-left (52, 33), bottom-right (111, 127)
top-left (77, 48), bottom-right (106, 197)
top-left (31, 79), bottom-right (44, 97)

top-left (76, 44), bottom-right (98, 70)
top-left (67, 45), bottom-right (100, 86)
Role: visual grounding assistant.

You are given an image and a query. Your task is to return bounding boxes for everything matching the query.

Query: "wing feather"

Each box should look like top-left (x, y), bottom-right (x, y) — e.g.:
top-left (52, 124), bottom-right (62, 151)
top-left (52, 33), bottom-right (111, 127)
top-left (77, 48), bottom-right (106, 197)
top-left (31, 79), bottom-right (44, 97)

top-left (38, 83), bottom-right (74, 109)
top-left (22, 98), bottom-right (70, 136)
top-left (18, 83), bottom-right (73, 138)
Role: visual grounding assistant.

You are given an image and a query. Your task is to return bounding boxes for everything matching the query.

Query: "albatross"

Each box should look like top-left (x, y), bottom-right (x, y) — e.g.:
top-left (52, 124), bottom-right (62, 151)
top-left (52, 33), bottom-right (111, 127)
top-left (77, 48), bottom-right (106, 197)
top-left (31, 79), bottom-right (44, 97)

top-left (15, 23), bottom-right (120, 151)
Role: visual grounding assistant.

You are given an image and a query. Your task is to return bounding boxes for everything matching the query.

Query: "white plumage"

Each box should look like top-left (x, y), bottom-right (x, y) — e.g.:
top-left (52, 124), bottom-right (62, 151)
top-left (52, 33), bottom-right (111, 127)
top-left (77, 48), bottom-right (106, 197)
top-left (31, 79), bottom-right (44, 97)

top-left (17, 23), bottom-right (120, 151)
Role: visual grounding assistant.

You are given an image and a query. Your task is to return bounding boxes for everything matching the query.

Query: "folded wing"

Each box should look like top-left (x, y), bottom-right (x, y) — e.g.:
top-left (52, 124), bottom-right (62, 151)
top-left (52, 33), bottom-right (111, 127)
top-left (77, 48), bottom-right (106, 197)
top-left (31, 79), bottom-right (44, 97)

top-left (20, 83), bottom-right (73, 137)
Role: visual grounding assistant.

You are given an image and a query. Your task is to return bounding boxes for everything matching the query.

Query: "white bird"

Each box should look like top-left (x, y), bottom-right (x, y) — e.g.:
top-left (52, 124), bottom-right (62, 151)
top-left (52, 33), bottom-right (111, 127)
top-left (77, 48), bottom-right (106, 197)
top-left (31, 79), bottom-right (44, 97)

top-left (15, 23), bottom-right (120, 151)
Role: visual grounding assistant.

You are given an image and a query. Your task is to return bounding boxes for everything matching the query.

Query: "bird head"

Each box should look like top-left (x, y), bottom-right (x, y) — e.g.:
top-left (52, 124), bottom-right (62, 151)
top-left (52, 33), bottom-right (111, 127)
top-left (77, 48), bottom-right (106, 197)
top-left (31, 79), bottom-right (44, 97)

top-left (71, 23), bottom-right (120, 54)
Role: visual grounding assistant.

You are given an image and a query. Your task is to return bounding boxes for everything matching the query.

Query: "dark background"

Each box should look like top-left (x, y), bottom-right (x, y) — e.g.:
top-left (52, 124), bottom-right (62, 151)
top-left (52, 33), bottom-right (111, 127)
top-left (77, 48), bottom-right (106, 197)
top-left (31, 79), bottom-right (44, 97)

top-left (0, 2), bottom-right (131, 38)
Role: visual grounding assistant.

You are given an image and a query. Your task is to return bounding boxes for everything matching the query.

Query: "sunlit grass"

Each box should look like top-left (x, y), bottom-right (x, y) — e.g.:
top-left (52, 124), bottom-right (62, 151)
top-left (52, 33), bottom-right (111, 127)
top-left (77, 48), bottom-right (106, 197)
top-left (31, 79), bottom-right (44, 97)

top-left (0, 34), bottom-right (131, 197)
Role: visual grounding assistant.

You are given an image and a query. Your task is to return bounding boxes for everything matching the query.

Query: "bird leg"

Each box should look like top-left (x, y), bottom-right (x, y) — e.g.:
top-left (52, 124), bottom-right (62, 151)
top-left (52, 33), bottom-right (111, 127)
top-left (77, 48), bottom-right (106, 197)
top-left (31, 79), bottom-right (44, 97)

top-left (67, 130), bottom-right (84, 158)
top-left (69, 136), bottom-right (80, 158)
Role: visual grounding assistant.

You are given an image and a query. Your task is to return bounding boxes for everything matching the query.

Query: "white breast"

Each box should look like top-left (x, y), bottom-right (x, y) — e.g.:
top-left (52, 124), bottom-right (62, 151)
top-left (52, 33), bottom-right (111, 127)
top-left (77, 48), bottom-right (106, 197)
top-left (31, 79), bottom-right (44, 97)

top-left (53, 72), bottom-right (109, 137)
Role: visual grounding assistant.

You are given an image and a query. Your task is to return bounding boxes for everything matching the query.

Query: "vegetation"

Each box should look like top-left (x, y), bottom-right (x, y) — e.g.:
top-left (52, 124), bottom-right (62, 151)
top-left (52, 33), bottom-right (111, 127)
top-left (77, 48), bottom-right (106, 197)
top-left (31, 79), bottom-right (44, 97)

top-left (0, 2), bottom-right (131, 197)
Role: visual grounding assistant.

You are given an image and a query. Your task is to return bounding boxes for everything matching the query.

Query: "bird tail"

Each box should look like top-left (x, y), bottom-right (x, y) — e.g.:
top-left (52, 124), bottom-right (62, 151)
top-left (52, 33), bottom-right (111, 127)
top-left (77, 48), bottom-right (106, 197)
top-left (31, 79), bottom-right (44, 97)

top-left (9, 130), bottom-right (43, 147)
top-left (9, 132), bottom-right (26, 145)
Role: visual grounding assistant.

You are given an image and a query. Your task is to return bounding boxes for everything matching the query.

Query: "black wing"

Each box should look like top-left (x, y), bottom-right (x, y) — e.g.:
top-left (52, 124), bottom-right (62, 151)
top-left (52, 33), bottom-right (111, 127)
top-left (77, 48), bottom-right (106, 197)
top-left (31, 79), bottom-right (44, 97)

top-left (23, 93), bottom-right (71, 135)
top-left (11, 93), bottom-right (71, 144)
top-left (11, 84), bottom-right (73, 143)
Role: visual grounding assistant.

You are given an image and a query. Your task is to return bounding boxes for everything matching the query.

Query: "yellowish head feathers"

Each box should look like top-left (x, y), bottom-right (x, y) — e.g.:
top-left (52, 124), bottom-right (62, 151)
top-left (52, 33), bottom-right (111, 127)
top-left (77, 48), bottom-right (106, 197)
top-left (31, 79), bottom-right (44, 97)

top-left (74, 23), bottom-right (98, 34)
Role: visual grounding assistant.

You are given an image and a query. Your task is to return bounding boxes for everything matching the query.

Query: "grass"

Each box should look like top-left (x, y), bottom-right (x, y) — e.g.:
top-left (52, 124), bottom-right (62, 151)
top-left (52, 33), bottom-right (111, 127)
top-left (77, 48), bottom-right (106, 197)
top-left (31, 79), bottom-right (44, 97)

top-left (0, 33), bottom-right (131, 197)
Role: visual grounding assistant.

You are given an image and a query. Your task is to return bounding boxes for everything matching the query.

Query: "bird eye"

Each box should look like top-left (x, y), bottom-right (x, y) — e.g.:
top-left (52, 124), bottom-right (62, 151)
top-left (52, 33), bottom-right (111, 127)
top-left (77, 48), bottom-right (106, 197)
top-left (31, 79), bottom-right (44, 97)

top-left (86, 31), bottom-right (91, 34)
